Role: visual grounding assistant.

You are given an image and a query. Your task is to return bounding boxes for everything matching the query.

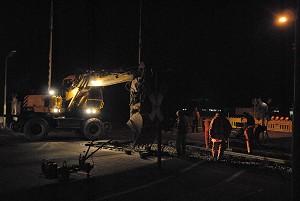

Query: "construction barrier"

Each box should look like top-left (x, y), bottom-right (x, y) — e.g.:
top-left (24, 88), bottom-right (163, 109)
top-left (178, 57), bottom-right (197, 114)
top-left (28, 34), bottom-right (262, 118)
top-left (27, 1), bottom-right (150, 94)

top-left (228, 117), bottom-right (246, 129)
top-left (228, 117), bottom-right (292, 133)
top-left (266, 120), bottom-right (292, 133)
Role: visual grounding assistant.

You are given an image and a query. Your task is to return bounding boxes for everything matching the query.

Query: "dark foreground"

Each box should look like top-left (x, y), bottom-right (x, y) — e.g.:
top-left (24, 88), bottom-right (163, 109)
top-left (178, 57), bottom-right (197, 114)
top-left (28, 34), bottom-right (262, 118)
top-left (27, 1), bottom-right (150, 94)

top-left (0, 129), bottom-right (292, 201)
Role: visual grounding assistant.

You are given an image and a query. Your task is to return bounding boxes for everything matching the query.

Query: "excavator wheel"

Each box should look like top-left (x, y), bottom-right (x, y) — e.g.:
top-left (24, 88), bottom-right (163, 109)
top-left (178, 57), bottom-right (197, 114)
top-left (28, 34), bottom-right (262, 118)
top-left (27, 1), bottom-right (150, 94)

top-left (82, 118), bottom-right (104, 140)
top-left (24, 118), bottom-right (49, 141)
top-left (9, 121), bottom-right (22, 132)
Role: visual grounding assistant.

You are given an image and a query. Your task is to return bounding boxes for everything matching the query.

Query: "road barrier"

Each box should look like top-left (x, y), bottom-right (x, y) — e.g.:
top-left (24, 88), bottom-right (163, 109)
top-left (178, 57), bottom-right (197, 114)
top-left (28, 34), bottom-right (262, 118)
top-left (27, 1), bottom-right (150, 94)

top-left (266, 120), bottom-right (292, 133)
top-left (228, 117), bottom-right (292, 133)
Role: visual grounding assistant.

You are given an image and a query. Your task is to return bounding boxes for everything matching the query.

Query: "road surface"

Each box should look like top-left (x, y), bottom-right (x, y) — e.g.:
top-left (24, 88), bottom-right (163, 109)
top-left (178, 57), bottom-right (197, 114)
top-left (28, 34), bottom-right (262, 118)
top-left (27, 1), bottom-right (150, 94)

top-left (0, 129), bottom-right (292, 201)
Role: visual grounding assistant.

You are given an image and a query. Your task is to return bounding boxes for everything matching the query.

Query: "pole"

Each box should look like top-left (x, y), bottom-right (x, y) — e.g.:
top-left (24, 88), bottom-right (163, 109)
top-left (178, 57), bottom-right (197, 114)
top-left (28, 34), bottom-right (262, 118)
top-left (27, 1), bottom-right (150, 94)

top-left (292, 1), bottom-right (300, 200)
top-left (48, 0), bottom-right (53, 92)
top-left (3, 50), bottom-right (16, 129)
top-left (3, 57), bottom-right (8, 129)
top-left (138, 0), bottom-right (142, 64)
top-left (155, 70), bottom-right (161, 170)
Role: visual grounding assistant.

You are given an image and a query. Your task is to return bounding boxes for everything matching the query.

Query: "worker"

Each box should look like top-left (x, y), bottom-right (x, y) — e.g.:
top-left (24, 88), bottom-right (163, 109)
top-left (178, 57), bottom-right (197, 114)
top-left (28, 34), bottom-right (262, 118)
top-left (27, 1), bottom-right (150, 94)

top-left (209, 112), bottom-right (232, 161)
top-left (11, 94), bottom-right (18, 115)
top-left (243, 112), bottom-right (255, 154)
top-left (254, 124), bottom-right (269, 146)
top-left (191, 107), bottom-right (200, 133)
top-left (202, 117), bottom-right (211, 149)
top-left (175, 110), bottom-right (189, 157)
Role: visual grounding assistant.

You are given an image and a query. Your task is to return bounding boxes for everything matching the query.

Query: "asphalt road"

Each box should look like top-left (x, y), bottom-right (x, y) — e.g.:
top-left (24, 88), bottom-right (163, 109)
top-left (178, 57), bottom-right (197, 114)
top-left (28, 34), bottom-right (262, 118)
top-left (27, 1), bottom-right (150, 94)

top-left (0, 129), bottom-right (292, 201)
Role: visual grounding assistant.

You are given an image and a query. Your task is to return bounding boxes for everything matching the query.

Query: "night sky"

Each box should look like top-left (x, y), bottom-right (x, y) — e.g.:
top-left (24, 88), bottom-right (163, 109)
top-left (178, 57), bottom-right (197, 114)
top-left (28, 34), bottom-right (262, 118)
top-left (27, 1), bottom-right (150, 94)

top-left (0, 0), bottom-right (296, 121)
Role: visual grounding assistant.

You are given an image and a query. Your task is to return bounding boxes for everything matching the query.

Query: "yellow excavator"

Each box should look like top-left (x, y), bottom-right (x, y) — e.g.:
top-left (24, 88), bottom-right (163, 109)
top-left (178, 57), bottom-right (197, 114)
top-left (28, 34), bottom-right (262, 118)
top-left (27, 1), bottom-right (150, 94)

top-left (8, 64), bottom-right (146, 141)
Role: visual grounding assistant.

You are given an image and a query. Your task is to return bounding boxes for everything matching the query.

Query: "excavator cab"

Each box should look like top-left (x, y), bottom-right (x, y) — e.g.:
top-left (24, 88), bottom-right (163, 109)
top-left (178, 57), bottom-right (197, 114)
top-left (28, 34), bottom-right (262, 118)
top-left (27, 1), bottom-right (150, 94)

top-left (83, 99), bottom-right (104, 115)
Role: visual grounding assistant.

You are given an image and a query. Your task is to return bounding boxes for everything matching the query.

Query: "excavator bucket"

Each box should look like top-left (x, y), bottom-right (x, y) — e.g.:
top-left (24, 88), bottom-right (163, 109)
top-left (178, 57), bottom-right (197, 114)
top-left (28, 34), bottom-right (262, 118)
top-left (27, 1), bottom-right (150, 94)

top-left (127, 62), bottom-right (157, 147)
top-left (127, 113), bottom-right (157, 147)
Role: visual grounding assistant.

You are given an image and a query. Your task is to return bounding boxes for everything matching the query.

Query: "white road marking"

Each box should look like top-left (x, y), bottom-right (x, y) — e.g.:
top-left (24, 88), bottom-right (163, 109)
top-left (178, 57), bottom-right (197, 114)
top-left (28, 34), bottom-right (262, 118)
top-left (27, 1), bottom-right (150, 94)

top-left (224, 169), bottom-right (245, 183)
top-left (92, 160), bottom-right (206, 201)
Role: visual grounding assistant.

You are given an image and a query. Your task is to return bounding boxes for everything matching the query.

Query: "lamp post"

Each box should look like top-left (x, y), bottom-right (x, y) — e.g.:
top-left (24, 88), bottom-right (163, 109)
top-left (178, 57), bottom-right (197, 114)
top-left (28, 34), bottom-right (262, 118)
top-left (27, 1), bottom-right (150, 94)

top-left (276, 7), bottom-right (300, 201)
top-left (275, 12), bottom-right (294, 117)
top-left (3, 50), bottom-right (16, 129)
top-left (292, 3), bottom-right (300, 200)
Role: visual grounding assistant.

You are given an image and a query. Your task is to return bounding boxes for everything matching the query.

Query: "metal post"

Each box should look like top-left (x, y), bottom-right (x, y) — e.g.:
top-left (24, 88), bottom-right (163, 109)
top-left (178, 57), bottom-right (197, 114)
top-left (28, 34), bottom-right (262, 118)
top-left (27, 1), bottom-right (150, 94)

top-left (138, 0), bottom-right (142, 64)
top-left (48, 0), bottom-right (54, 92)
top-left (3, 57), bottom-right (8, 129)
top-left (227, 138), bottom-right (231, 151)
top-left (292, 2), bottom-right (300, 200)
top-left (155, 70), bottom-right (161, 170)
top-left (3, 50), bottom-right (16, 129)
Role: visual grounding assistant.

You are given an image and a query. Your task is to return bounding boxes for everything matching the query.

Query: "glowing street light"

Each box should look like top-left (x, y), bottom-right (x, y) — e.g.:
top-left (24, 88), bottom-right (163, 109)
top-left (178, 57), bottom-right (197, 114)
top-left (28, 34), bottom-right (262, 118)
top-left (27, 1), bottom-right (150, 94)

top-left (278, 16), bottom-right (288, 23)
top-left (49, 90), bottom-right (55, 95)
top-left (275, 9), bottom-right (295, 27)
top-left (275, 14), bottom-right (290, 27)
top-left (3, 50), bottom-right (16, 129)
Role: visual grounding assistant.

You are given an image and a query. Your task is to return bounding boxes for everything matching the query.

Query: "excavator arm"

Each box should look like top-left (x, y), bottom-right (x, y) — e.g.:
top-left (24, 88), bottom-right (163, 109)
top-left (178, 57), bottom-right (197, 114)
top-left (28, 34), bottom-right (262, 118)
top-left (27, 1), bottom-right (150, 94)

top-left (62, 65), bottom-right (145, 116)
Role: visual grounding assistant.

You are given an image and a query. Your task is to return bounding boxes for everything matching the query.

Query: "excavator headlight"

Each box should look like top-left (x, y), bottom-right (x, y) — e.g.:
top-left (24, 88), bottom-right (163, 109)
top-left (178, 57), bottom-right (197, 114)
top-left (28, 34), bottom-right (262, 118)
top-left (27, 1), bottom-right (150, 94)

top-left (49, 90), bottom-right (55, 95)
top-left (85, 108), bottom-right (99, 114)
top-left (52, 108), bottom-right (61, 113)
top-left (90, 80), bottom-right (102, 86)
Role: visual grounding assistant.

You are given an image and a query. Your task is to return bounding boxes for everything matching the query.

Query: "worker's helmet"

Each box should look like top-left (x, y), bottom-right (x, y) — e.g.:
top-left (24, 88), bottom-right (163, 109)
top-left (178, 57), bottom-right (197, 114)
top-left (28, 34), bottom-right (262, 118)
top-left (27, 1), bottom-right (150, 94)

top-left (176, 110), bottom-right (183, 117)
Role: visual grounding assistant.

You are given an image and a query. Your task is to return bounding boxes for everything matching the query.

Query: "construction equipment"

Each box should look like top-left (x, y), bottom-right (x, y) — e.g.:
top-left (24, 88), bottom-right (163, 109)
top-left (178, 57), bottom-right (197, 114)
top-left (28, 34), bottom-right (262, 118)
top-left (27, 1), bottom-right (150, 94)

top-left (41, 139), bottom-right (112, 180)
top-left (7, 64), bottom-right (146, 141)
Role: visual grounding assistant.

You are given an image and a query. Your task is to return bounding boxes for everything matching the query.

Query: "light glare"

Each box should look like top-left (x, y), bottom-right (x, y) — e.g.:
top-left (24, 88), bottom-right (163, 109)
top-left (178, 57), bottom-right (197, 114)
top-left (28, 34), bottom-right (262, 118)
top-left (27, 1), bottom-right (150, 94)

top-left (91, 80), bottom-right (102, 86)
top-left (278, 16), bottom-right (287, 23)
top-left (49, 90), bottom-right (55, 95)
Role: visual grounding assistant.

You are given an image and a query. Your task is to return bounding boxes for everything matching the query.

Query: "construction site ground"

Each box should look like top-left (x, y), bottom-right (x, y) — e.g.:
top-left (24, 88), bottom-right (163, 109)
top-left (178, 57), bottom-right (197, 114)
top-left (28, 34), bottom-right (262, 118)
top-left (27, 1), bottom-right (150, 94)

top-left (0, 127), bottom-right (293, 201)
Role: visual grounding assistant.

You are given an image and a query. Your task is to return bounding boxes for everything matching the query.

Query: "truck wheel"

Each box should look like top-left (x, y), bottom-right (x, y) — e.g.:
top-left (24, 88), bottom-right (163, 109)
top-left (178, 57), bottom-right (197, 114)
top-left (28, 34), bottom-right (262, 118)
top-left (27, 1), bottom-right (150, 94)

top-left (82, 118), bottom-right (104, 140)
top-left (10, 121), bottom-right (22, 132)
top-left (24, 118), bottom-right (49, 140)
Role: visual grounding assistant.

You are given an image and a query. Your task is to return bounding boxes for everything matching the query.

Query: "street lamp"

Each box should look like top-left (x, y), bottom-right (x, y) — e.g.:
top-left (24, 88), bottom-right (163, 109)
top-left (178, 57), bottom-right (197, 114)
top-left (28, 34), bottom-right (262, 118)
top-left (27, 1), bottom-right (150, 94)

top-left (275, 6), bottom-right (300, 201)
top-left (278, 16), bottom-right (288, 23)
top-left (293, 3), bottom-right (300, 200)
top-left (275, 9), bottom-right (295, 27)
top-left (3, 50), bottom-right (16, 129)
top-left (273, 9), bottom-right (296, 117)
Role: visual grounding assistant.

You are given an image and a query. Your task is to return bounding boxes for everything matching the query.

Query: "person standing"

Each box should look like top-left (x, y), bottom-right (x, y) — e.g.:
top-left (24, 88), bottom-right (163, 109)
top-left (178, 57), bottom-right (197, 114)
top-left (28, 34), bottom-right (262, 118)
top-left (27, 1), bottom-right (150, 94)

top-left (175, 110), bottom-right (189, 156)
top-left (203, 117), bottom-right (211, 149)
top-left (243, 112), bottom-right (255, 154)
top-left (209, 112), bottom-right (232, 161)
top-left (191, 107), bottom-right (200, 133)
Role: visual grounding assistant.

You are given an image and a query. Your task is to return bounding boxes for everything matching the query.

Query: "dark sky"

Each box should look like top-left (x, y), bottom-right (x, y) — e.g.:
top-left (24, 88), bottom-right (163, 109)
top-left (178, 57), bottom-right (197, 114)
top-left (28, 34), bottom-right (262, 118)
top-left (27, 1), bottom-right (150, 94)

top-left (0, 0), bottom-right (296, 118)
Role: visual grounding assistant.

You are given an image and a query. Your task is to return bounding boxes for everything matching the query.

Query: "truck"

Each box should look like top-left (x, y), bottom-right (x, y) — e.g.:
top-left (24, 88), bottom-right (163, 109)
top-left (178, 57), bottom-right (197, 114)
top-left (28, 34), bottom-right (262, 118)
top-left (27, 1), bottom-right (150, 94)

top-left (7, 64), bottom-right (146, 141)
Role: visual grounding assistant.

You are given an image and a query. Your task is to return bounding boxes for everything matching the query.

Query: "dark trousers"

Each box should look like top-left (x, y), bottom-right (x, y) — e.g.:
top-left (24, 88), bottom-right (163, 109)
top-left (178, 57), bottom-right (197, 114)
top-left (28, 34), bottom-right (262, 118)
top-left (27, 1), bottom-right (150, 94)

top-left (192, 125), bottom-right (198, 133)
top-left (176, 133), bottom-right (187, 156)
top-left (192, 118), bottom-right (199, 133)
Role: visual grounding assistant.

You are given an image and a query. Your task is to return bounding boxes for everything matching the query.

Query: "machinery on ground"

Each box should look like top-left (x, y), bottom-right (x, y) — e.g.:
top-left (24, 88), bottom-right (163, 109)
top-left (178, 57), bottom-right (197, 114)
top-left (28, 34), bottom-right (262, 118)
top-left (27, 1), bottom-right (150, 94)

top-left (7, 64), bottom-right (146, 141)
top-left (41, 139), bottom-right (112, 180)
